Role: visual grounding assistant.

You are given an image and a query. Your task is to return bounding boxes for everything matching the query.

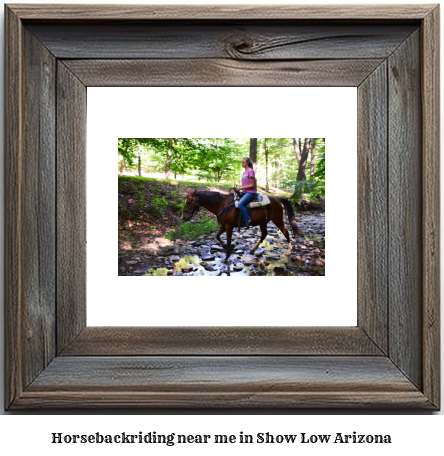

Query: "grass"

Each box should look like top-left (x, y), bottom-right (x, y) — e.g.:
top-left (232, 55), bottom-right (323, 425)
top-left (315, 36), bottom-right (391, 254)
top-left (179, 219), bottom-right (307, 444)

top-left (119, 175), bottom-right (293, 198)
top-left (145, 268), bottom-right (169, 276)
top-left (174, 255), bottom-right (200, 274)
top-left (165, 216), bottom-right (219, 241)
top-left (119, 175), bottom-right (233, 189)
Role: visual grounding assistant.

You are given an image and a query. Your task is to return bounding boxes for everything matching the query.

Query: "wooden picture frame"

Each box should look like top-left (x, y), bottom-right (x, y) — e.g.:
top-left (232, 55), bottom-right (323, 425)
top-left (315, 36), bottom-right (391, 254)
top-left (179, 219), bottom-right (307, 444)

top-left (5, 4), bottom-right (440, 409)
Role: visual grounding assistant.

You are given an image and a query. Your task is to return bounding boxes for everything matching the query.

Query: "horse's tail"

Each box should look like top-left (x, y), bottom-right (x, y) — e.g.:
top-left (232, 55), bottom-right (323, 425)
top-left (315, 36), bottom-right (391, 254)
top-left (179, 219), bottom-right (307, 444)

top-left (278, 197), bottom-right (300, 239)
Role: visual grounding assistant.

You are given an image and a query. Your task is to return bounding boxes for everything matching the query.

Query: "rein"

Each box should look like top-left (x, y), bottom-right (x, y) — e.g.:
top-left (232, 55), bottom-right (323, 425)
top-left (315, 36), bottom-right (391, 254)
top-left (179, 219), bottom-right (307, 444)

top-left (216, 194), bottom-right (236, 225)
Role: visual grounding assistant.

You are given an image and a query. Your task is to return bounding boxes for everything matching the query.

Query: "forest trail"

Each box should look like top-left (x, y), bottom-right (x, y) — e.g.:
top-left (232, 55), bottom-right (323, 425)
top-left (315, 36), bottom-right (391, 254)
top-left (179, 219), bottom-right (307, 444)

top-left (118, 176), bottom-right (325, 276)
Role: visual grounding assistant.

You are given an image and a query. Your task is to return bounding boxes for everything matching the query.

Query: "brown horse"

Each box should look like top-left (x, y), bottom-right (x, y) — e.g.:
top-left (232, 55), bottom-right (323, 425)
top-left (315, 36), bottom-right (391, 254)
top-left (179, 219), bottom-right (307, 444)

top-left (182, 189), bottom-right (300, 262)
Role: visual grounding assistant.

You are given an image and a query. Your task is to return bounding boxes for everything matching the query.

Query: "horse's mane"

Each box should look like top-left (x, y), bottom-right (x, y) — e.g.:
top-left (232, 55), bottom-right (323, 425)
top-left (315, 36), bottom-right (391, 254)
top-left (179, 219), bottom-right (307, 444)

top-left (196, 191), bottom-right (231, 205)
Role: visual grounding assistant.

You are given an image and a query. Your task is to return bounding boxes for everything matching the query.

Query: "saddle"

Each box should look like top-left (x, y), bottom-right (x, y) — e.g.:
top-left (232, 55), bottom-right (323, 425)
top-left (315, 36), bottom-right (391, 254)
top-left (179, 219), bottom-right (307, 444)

top-left (234, 193), bottom-right (271, 211)
top-left (234, 193), bottom-right (271, 229)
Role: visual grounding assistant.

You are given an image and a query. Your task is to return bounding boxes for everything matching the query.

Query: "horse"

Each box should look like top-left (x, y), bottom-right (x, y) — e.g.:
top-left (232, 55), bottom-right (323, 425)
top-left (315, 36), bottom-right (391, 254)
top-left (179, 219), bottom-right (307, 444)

top-left (182, 189), bottom-right (300, 262)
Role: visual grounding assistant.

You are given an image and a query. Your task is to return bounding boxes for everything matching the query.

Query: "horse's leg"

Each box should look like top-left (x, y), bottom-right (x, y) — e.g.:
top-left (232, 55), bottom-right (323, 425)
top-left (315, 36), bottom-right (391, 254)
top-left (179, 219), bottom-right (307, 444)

top-left (225, 225), bottom-right (233, 262)
top-left (273, 211), bottom-right (292, 256)
top-left (250, 222), bottom-right (268, 254)
top-left (274, 221), bottom-right (292, 255)
top-left (216, 226), bottom-right (226, 249)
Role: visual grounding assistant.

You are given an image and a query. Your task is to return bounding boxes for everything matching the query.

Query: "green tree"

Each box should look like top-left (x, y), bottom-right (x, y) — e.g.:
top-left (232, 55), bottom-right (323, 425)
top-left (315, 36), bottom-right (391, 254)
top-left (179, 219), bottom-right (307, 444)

top-left (193, 138), bottom-right (242, 182)
top-left (118, 138), bottom-right (139, 173)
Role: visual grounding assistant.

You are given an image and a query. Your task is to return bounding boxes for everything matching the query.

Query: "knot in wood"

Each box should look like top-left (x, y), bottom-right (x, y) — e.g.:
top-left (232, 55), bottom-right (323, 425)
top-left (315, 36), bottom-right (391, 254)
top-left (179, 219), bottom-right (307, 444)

top-left (224, 34), bottom-right (255, 59)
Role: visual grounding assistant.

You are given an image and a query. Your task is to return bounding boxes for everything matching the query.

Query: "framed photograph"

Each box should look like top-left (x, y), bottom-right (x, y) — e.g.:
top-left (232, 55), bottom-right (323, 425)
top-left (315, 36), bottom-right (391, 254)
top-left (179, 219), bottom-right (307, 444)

top-left (92, 91), bottom-right (353, 327)
top-left (5, 4), bottom-right (440, 409)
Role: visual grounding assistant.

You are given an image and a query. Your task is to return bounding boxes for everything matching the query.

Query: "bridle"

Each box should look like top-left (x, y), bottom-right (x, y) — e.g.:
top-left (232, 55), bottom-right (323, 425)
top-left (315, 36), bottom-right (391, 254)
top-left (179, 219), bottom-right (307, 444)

top-left (183, 196), bottom-right (200, 218)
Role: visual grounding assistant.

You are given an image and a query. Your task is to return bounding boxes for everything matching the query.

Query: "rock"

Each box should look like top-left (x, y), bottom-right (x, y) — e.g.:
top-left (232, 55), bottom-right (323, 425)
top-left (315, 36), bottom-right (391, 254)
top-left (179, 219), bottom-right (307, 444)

top-left (201, 254), bottom-right (216, 261)
top-left (126, 260), bottom-right (139, 265)
top-left (203, 264), bottom-right (216, 272)
top-left (233, 263), bottom-right (244, 271)
top-left (167, 271), bottom-right (173, 276)
top-left (158, 245), bottom-right (179, 256)
top-left (211, 244), bottom-right (225, 251)
top-left (155, 238), bottom-right (172, 248)
top-left (234, 249), bottom-right (244, 254)
top-left (170, 256), bottom-right (180, 262)
top-left (182, 266), bottom-right (194, 273)
top-left (243, 258), bottom-right (256, 266)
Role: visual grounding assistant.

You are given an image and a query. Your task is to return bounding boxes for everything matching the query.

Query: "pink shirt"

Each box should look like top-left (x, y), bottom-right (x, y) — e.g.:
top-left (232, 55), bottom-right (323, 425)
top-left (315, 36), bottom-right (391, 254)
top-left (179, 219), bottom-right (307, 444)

top-left (241, 168), bottom-right (256, 193)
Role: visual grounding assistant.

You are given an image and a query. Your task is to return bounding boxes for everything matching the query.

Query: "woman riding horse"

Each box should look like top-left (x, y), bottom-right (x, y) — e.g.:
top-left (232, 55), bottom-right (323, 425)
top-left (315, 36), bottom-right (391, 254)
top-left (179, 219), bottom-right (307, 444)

top-left (183, 183), bottom-right (300, 263)
top-left (233, 156), bottom-right (256, 229)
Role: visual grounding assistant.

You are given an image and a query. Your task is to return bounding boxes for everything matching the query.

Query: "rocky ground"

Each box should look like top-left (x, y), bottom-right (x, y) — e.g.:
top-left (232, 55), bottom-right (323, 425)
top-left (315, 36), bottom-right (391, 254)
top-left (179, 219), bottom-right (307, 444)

top-left (118, 212), bottom-right (325, 277)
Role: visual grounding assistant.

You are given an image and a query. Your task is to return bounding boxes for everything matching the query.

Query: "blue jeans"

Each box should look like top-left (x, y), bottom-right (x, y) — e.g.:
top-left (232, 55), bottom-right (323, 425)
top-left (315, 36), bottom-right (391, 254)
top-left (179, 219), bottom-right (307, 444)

top-left (238, 192), bottom-right (255, 223)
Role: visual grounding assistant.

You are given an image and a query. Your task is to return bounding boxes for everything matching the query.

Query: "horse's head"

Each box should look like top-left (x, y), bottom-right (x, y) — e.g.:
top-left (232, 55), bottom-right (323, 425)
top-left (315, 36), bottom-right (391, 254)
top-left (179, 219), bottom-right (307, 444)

top-left (182, 189), bottom-right (199, 221)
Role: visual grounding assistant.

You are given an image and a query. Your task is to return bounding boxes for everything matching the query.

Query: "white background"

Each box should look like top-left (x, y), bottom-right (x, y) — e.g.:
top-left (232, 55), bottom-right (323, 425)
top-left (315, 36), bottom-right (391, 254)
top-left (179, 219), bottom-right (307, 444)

top-left (0, 0), bottom-right (442, 450)
top-left (87, 87), bottom-right (357, 326)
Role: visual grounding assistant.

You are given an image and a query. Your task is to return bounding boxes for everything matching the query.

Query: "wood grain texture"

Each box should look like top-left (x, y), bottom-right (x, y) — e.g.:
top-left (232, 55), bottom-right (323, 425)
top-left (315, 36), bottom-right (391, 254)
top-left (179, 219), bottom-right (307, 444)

top-left (26, 22), bottom-right (416, 60)
top-left (64, 58), bottom-right (384, 87)
top-left (61, 327), bottom-right (383, 356)
top-left (7, 4), bottom-right (435, 20)
top-left (21, 28), bottom-right (57, 387)
top-left (388, 31), bottom-right (422, 389)
top-left (56, 62), bottom-right (87, 353)
top-left (4, 4), bottom-right (440, 410)
top-left (4, 4), bottom-right (24, 410)
top-left (357, 62), bottom-right (388, 353)
top-left (14, 356), bottom-right (432, 409)
top-left (421, 6), bottom-right (440, 409)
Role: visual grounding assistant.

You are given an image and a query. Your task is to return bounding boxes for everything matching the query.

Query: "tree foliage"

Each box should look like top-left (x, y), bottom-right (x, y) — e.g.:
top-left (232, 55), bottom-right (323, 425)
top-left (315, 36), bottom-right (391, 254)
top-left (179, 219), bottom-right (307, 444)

top-left (118, 137), bottom-right (326, 199)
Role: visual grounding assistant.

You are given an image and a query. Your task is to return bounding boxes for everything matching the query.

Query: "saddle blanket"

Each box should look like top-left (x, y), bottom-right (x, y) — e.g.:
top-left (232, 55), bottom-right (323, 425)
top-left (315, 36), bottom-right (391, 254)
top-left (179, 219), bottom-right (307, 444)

top-left (235, 194), bottom-right (271, 209)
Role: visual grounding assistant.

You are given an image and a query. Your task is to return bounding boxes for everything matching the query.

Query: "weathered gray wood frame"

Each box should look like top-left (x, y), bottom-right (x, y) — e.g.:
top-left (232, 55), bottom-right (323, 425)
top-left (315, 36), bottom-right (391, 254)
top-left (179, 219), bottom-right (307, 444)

top-left (5, 5), bottom-right (440, 409)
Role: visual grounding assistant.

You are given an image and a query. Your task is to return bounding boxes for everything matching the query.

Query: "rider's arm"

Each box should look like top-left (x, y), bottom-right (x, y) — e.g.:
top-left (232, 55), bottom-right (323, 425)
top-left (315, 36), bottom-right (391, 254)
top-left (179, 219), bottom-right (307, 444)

top-left (235, 177), bottom-right (255, 191)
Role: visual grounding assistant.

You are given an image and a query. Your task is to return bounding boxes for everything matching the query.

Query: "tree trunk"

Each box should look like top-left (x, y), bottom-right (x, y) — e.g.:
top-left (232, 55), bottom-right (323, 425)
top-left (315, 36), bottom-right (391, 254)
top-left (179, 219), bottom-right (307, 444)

top-left (119, 156), bottom-right (125, 175)
top-left (249, 138), bottom-right (258, 172)
top-left (165, 149), bottom-right (172, 179)
top-left (265, 138), bottom-right (269, 192)
top-left (293, 138), bottom-right (301, 165)
top-left (310, 139), bottom-right (317, 176)
top-left (296, 138), bottom-right (312, 181)
top-left (138, 150), bottom-right (142, 176)
top-left (276, 151), bottom-right (282, 187)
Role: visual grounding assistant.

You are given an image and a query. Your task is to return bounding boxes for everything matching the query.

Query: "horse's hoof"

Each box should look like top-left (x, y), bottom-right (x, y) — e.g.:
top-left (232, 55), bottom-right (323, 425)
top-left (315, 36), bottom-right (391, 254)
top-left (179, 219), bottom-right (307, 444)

top-left (249, 249), bottom-right (255, 255)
